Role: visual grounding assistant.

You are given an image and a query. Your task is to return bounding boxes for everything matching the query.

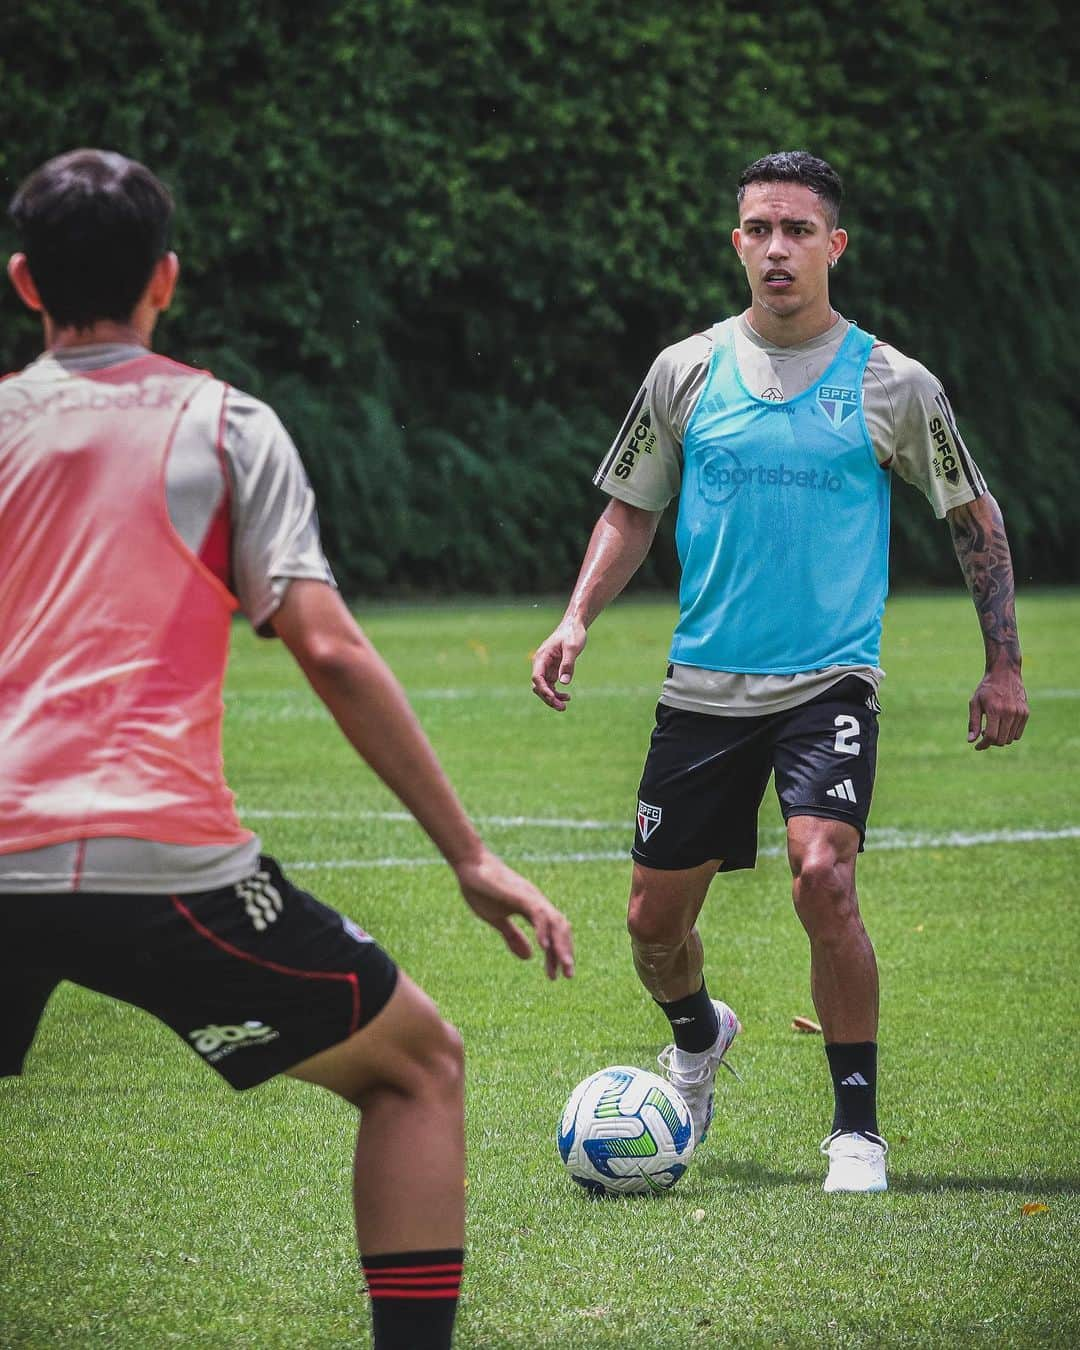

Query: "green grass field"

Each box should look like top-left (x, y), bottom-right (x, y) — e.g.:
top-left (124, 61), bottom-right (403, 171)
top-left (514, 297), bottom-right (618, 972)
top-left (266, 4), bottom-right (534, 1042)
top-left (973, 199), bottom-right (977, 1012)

top-left (2, 590), bottom-right (1078, 1348)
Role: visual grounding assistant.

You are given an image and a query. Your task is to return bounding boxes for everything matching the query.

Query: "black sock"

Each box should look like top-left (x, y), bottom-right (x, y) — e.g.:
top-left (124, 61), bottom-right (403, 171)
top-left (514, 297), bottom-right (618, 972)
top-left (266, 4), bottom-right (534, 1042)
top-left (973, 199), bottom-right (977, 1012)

top-left (825, 1041), bottom-right (879, 1137)
top-left (656, 982), bottom-right (720, 1053)
top-left (362, 1248), bottom-right (462, 1350)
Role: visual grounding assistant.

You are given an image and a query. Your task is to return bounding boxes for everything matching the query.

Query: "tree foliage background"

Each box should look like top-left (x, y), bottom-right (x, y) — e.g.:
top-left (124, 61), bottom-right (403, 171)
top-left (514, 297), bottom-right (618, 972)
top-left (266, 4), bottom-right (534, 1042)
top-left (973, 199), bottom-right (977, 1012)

top-left (2, 0), bottom-right (1076, 592)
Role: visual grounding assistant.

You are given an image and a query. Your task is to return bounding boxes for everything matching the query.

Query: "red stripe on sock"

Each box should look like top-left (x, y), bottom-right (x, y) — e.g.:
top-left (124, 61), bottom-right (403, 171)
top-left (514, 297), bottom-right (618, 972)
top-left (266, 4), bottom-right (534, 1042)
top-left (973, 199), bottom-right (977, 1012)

top-left (367, 1277), bottom-right (462, 1289)
top-left (366, 1271), bottom-right (463, 1280)
top-left (365, 1264), bottom-right (463, 1277)
top-left (366, 1273), bottom-right (462, 1286)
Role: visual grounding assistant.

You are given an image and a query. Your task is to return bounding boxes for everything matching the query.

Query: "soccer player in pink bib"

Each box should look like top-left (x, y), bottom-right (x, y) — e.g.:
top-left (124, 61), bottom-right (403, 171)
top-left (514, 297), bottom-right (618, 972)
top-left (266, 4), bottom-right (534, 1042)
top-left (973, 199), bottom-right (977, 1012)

top-left (1, 148), bottom-right (574, 1350)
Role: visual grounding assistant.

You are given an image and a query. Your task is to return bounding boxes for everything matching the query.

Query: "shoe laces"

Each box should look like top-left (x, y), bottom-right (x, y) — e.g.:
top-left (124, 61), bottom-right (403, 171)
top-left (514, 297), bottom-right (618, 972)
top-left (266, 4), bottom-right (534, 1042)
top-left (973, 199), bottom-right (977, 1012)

top-left (658, 1044), bottom-right (743, 1085)
top-left (820, 1129), bottom-right (889, 1157)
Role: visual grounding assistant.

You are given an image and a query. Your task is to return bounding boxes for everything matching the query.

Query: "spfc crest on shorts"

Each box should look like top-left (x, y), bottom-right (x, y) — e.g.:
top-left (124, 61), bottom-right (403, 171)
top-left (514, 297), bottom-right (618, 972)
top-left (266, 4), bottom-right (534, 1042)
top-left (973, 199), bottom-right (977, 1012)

top-left (637, 800), bottom-right (662, 842)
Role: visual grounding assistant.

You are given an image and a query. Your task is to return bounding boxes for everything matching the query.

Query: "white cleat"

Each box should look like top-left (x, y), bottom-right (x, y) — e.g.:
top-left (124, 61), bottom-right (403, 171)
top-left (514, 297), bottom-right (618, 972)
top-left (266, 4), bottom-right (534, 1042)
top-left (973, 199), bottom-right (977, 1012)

top-left (657, 1000), bottom-right (741, 1145)
top-left (821, 1130), bottom-right (889, 1193)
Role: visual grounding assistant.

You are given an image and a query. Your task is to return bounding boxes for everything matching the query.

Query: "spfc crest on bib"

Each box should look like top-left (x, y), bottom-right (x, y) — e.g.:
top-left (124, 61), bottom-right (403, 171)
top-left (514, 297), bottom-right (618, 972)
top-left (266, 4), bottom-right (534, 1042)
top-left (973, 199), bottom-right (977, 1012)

top-left (817, 384), bottom-right (859, 429)
top-left (637, 800), bottom-right (662, 842)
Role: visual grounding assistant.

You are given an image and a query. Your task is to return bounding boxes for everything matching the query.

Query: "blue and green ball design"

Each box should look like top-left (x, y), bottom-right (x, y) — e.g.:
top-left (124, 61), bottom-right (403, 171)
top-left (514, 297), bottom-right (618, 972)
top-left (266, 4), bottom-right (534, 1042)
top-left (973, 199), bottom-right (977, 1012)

top-left (558, 1066), bottom-right (695, 1196)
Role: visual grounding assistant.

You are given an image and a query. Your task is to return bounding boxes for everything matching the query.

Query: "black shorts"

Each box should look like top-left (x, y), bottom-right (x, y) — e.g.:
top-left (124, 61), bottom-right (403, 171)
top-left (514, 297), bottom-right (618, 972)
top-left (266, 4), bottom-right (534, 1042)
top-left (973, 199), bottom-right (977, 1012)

top-left (633, 675), bottom-right (880, 872)
top-left (0, 855), bottom-right (399, 1090)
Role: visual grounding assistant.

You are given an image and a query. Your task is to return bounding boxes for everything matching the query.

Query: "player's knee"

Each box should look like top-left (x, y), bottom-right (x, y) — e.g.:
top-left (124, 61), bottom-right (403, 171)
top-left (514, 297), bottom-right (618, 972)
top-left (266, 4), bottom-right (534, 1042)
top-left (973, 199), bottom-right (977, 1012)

top-left (344, 1013), bottom-right (463, 1115)
top-left (427, 1017), bottom-right (465, 1101)
top-left (393, 1011), bottom-right (464, 1106)
top-left (791, 842), bottom-right (847, 893)
top-left (791, 852), bottom-right (857, 927)
top-left (627, 894), bottom-right (689, 948)
top-left (298, 974), bottom-right (465, 1108)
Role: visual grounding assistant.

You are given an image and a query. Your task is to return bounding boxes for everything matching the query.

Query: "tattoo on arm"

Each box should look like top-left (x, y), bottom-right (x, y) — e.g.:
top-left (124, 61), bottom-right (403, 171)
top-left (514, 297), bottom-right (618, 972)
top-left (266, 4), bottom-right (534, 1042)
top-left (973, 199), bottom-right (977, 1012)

top-left (947, 495), bottom-right (1021, 668)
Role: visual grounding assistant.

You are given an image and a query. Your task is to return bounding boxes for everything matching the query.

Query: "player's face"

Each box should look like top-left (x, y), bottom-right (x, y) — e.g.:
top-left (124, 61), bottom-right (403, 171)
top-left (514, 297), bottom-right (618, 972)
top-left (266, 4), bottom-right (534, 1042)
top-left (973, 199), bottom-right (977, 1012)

top-left (732, 182), bottom-right (846, 322)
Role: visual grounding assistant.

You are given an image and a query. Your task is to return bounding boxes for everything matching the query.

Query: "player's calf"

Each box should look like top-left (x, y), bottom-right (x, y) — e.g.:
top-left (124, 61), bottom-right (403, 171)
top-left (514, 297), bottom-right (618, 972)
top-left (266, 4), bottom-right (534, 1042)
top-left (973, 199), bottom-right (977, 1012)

top-left (289, 975), bottom-right (465, 1350)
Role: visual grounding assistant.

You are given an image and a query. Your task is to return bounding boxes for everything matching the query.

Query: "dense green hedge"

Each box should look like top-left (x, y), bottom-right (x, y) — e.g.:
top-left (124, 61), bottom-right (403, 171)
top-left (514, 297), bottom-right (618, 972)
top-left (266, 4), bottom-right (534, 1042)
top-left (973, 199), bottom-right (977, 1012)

top-left (2, 0), bottom-right (1076, 591)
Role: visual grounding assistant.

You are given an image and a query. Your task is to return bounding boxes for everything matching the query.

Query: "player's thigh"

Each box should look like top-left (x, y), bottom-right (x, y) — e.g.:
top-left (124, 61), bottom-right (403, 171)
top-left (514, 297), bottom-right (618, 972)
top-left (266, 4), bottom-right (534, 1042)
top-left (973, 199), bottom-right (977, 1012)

top-left (35, 860), bottom-right (399, 1092)
top-left (0, 869), bottom-right (407, 1093)
top-left (785, 813), bottom-right (861, 880)
top-left (633, 703), bottom-right (773, 873)
top-left (287, 971), bottom-right (462, 1106)
top-left (772, 676), bottom-right (879, 845)
top-left (155, 859), bottom-right (402, 1091)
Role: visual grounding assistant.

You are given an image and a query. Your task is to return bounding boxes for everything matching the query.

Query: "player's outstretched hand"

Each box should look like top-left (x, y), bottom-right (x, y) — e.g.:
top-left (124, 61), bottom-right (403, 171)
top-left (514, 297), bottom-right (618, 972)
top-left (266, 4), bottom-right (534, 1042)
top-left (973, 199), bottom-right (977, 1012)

top-left (968, 667), bottom-right (1030, 750)
top-left (531, 619), bottom-right (587, 712)
top-left (454, 848), bottom-right (574, 979)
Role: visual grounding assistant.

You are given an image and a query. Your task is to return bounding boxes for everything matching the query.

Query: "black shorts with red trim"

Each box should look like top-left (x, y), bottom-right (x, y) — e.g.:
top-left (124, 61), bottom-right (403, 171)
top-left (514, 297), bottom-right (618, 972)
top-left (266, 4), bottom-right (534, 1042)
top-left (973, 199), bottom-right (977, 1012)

top-left (633, 675), bottom-right (880, 872)
top-left (0, 855), bottom-right (398, 1090)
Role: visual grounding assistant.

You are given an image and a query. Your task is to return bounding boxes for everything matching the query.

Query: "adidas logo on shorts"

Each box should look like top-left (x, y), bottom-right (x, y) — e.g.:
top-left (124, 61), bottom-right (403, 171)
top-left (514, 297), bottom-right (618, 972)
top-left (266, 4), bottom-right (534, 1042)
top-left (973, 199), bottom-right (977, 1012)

top-left (236, 870), bottom-right (284, 931)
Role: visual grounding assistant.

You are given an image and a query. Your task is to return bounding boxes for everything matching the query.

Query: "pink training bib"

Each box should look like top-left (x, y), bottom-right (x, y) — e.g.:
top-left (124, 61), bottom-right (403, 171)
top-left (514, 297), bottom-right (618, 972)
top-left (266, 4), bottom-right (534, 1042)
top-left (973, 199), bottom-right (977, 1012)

top-left (0, 353), bottom-right (253, 853)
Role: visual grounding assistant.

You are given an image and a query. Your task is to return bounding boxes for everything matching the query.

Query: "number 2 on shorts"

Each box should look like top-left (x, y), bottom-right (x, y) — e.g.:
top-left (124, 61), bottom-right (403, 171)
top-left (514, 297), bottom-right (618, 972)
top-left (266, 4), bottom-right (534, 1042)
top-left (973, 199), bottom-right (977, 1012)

top-left (833, 714), bottom-right (861, 757)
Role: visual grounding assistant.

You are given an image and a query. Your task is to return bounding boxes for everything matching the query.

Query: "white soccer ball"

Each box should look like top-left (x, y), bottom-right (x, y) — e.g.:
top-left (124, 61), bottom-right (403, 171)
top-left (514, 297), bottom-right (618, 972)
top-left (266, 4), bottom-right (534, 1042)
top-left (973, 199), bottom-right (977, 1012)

top-left (557, 1065), bottom-right (696, 1196)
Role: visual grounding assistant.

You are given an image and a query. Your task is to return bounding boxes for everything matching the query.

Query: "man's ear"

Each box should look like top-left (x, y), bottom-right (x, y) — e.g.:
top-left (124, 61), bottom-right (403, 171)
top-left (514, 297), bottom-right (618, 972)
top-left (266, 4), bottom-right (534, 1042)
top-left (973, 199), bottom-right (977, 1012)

top-left (7, 253), bottom-right (45, 312)
top-left (147, 251), bottom-right (180, 312)
top-left (827, 228), bottom-right (849, 267)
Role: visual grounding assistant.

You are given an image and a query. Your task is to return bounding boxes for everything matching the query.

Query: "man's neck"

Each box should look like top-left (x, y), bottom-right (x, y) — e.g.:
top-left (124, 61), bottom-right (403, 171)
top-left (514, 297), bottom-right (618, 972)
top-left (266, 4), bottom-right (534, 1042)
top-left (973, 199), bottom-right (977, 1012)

top-left (44, 317), bottom-right (151, 351)
top-left (744, 300), bottom-right (838, 349)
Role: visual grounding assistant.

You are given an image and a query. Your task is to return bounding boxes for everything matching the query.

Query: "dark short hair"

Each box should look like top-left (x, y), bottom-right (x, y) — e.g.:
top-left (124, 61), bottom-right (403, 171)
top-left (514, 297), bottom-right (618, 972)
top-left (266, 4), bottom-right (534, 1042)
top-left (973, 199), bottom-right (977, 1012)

top-left (8, 149), bottom-right (173, 328)
top-left (737, 151), bottom-right (843, 228)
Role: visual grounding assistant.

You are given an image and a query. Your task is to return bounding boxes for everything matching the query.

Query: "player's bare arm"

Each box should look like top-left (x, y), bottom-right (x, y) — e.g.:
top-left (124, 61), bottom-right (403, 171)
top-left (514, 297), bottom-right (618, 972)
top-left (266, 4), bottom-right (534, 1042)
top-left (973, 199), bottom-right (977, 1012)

top-left (531, 498), bottom-right (662, 711)
top-left (946, 493), bottom-right (1029, 750)
top-left (273, 578), bottom-right (573, 978)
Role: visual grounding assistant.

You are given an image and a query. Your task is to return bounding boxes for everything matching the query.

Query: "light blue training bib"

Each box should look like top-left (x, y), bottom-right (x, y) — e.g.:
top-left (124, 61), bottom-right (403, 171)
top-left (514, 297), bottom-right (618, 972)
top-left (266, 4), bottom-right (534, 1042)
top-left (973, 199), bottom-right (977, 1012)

top-left (671, 319), bottom-right (890, 674)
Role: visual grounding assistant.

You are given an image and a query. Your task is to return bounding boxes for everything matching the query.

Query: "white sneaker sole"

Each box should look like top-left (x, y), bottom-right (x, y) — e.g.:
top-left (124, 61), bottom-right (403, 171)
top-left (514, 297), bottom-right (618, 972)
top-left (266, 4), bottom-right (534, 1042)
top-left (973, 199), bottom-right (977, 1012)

top-left (823, 1176), bottom-right (888, 1194)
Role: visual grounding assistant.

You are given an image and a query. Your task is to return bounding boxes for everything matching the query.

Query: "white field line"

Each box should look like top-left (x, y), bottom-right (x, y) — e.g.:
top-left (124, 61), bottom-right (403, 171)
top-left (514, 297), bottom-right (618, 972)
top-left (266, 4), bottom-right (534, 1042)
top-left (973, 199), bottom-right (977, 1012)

top-left (225, 685), bottom-right (659, 718)
top-left (409, 685), bottom-right (660, 700)
top-left (245, 808), bottom-right (1080, 848)
top-left (286, 851), bottom-right (630, 871)
top-left (229, 685), bottom-right (1080, 706)
top-left (281, 824), bottom-right (1080, 871)
top-left (242, 808), bottom-right (623, 830)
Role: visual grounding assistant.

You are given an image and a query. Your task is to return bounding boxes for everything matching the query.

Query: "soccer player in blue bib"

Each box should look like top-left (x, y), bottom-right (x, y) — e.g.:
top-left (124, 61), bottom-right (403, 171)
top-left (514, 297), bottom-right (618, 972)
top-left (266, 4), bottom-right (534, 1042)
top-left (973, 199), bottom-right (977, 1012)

top-left (532, 151), bottom-right (1029, 1193)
